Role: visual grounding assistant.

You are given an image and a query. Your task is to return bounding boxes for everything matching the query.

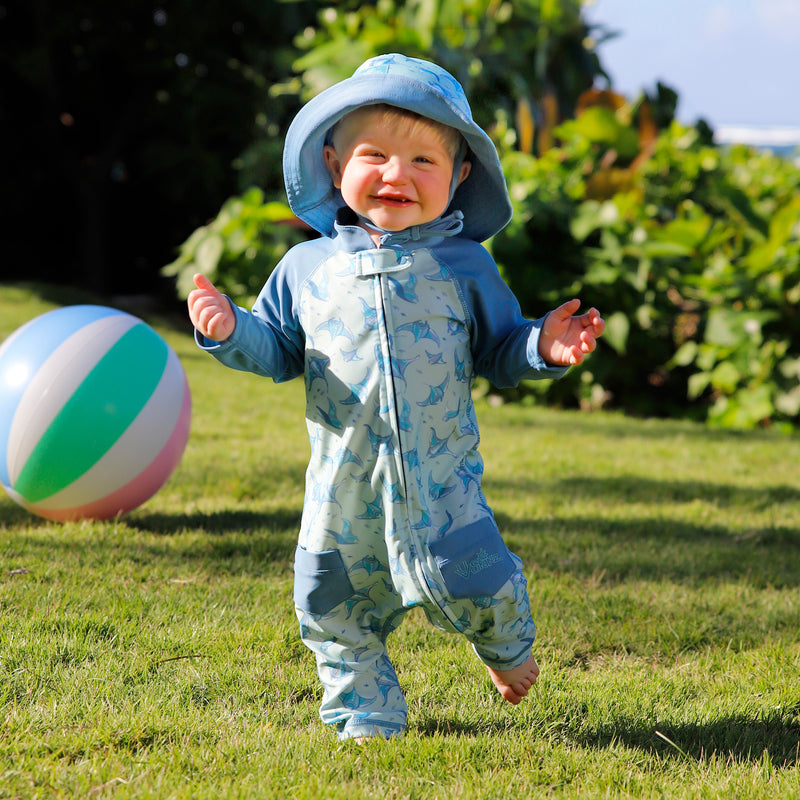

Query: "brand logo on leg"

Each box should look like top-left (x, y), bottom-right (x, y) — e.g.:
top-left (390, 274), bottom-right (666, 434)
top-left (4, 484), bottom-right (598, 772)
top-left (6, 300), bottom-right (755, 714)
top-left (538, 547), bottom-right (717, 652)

top-left (454, 548), bottom-right (502, 579)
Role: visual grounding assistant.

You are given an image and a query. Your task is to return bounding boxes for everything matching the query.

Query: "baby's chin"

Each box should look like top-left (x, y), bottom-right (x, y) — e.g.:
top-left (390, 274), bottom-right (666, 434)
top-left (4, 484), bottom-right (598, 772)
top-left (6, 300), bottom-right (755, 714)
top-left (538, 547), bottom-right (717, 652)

top-left (361, 211), bottom-right (439, 233)
top-left (360, 216), bottom-right (409, 233)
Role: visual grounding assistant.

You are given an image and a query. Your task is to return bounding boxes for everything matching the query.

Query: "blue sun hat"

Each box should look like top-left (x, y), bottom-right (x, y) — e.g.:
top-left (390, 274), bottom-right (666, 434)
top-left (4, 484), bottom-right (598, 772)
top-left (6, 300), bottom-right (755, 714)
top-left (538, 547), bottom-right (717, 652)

top-left (282, 53), bottom-right (513, 243)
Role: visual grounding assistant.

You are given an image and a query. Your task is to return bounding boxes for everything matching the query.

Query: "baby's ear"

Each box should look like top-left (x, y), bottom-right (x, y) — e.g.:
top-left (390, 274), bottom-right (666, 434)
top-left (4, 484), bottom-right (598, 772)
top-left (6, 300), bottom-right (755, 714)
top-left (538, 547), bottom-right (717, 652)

top-left (323, 145), bottom-right (343, 188)
top-left (456, 159), bottom-right (472, 186)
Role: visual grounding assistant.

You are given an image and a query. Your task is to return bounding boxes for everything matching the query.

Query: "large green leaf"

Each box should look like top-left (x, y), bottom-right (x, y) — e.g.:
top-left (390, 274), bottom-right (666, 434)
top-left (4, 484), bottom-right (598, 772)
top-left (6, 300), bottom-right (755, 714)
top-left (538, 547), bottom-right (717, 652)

top-left (557, 107), bottom-right (640, 159)
top-left (602, 311), bottom-right (630, 355)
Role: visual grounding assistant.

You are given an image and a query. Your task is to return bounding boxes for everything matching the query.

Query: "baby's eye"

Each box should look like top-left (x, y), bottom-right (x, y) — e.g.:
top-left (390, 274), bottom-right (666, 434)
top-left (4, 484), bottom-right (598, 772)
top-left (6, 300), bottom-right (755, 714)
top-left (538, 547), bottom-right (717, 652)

top-left (354, 146), bottom-right (385, 160)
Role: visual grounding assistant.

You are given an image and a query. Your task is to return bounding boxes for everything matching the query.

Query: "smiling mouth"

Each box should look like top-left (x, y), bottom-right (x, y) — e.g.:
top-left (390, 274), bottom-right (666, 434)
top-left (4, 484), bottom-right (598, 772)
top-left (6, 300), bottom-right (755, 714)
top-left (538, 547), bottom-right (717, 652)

top-left (374, 195), bottom-right (414, 207)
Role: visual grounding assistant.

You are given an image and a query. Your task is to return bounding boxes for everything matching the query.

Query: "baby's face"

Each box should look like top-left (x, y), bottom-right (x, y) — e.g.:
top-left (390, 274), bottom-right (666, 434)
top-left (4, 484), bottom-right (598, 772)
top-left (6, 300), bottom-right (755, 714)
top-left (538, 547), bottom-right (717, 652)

top-left (323, 107), bottom-right (470, 236)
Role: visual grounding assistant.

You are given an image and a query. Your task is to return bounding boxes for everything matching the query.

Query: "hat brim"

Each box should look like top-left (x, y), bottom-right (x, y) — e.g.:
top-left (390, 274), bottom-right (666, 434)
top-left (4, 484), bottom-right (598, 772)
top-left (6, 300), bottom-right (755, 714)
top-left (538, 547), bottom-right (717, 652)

top-left (282, 71), bottom-right (512, 242)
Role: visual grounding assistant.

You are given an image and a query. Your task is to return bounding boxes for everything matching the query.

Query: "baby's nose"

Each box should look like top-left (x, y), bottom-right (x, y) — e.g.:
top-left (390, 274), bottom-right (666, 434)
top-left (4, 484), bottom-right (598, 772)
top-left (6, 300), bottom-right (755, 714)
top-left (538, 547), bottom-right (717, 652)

top-left (382, 157), bottom-right (409, 184)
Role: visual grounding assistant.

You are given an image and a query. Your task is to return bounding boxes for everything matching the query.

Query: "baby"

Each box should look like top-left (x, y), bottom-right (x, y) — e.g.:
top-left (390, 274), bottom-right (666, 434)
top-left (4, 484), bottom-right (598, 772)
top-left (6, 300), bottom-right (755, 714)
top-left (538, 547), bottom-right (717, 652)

top-left (189, 53), bottom-right (604, 741)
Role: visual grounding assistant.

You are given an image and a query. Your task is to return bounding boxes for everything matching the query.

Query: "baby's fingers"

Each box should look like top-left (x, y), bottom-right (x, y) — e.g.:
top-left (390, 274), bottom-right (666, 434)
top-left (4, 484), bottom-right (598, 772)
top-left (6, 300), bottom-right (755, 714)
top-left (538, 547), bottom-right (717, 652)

top-left (551, 298), bottom-right (582, 322)
top-left (580, 329), bottom-right (598, 353)
top-left (587, 308), bottom-right (605, 335)
top-left (192, 273), bottom-right (220, 294)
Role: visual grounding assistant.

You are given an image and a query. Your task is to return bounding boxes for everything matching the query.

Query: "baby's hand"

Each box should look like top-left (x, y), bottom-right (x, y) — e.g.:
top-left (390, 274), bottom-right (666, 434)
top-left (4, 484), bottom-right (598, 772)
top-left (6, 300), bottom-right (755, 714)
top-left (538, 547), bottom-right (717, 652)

top-left (539, 298), bottom-right (605, 367)
top-left (187, 273), bottom-right (236, 342)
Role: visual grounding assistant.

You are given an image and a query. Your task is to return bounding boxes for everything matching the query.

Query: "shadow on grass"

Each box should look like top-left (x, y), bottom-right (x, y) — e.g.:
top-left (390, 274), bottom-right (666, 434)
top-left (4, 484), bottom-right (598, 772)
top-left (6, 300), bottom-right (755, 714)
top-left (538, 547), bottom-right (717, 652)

top-left (133, 508), bottom-right (301, 537)
top-left (487, 474), bottom-right (800, 509)
top-left (489, 473), bottom-right (800, 586)
top-left (130, 509), bottom-right (300, 571)
top-left (498, 513), bottom-right (800, 582)
top-left (0, 505), bottom-right (300, 576)
top-left (413, 715), bottom-right (519, 738)
top-left (486, 408), bottom-right (789, 444)
top-left (0, 503), bottom-right (44, 528)
top-left (416, 712), bottom-right (800, 768)
top-left (578, 713), bottom-right (800, 768)
top-left (0, 505), bottom-right (301, 539)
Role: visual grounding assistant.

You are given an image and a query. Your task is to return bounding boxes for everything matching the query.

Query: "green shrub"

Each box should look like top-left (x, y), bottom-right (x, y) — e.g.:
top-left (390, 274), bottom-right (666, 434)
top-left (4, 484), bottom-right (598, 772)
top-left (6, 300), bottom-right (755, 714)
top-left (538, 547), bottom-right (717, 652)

top-left (162, 187), bottom-right (313, 308)
top-left (494, 105), bottom-right (800, 430)
top-left (163, 85), bottom-right (800, 431)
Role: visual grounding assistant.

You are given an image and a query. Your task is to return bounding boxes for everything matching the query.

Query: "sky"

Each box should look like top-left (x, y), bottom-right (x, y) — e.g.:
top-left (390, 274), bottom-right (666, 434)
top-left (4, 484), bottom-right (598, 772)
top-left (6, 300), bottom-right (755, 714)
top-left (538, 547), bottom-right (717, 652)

top-left (584, 0), bottom-right (800, 144)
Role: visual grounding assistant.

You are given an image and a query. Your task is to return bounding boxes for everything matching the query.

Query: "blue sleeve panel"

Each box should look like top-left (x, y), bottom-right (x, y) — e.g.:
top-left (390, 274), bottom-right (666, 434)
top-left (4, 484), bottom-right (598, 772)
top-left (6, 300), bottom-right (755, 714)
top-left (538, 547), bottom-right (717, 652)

top-left (196, 234), bottom-right (568, 389)
top-left (437, 239), bottom-right (569, 388)
top-left (194, 237), bottom-right (337, 383)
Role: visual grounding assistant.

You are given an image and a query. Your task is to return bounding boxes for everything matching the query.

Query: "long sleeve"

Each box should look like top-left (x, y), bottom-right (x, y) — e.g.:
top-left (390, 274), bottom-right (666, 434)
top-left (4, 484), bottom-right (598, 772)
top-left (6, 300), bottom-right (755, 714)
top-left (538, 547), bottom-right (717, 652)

top-left (441, 239), bottom-right (568, 388)
top-left (194, 237), bottom-right (337, 382)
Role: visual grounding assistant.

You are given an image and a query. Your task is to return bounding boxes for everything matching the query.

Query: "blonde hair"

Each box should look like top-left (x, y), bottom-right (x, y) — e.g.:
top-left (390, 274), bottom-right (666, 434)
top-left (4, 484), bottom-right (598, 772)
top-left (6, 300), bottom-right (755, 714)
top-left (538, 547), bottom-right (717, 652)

top-left (330, 103), bottom-right (464, 159)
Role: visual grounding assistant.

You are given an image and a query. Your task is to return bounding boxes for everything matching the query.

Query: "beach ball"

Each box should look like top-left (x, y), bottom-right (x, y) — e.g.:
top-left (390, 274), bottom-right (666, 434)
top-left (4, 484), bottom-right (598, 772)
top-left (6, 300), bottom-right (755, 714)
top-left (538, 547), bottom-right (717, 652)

top-left (0, 305), bottom-right (191, 521)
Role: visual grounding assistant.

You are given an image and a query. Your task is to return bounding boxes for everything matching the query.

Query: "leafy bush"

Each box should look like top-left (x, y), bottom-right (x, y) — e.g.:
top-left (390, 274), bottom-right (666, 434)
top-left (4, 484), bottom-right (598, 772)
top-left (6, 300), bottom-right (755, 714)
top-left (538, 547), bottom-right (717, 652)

top-left (288, 0), bottom-right (601, 137)
top-left (161, 0), bottom-right (800, 431)
top-left (494, 100), bottom-right (800, 430)
top-left (164, 105), bottom-right (800, 430)
top-left (162, 187), bottom-right (313, 307)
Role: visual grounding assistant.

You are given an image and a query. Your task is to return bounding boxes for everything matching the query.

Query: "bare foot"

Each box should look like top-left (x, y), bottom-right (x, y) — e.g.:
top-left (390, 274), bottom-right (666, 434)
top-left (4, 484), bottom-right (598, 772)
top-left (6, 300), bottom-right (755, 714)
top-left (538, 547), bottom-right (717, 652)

top-left (486, 655), bottom-right (540, 705)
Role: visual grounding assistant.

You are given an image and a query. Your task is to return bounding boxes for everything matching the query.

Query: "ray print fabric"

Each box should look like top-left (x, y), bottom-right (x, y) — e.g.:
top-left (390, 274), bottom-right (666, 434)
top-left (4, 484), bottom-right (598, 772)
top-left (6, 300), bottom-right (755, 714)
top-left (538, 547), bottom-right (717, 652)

top-left (195, 53), bottom-right (567, 741)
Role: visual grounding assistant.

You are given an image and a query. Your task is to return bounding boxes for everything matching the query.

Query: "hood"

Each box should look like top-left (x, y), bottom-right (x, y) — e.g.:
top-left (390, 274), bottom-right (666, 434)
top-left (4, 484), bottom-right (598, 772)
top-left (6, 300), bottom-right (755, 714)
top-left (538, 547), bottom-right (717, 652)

top-left (282, 53), bottom-right (513, 243)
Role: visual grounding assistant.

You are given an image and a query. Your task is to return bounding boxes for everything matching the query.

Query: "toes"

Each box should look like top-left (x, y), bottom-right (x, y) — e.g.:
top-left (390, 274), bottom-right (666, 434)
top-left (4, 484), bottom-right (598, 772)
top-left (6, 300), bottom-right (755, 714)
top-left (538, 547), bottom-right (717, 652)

top-left (500, 685), bottom-right (523, 705)
top-left (510, 680), bottom-right (531, 698)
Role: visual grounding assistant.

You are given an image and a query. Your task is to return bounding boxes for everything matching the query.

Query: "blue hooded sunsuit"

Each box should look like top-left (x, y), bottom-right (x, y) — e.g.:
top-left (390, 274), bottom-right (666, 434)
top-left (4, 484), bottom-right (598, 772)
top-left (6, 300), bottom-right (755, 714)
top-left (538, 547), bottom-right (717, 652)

top-left (196, 55), bottom-right (566, 740)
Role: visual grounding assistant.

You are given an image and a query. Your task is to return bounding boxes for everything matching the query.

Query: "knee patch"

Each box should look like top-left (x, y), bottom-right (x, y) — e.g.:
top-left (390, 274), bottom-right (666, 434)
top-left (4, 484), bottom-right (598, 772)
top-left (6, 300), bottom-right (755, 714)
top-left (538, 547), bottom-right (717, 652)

top-left (429, 517), bottom-right (516, 599)
top-left (293, 545), bottom-right (355, 616)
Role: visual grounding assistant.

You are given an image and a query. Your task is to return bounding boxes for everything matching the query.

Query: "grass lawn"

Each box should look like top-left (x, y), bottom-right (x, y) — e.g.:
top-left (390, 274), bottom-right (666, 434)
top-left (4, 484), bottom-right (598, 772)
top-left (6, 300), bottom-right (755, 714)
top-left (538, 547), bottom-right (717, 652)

top-left (1, 283), bottom-right (800, 798)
